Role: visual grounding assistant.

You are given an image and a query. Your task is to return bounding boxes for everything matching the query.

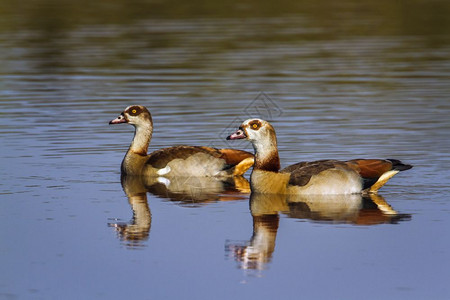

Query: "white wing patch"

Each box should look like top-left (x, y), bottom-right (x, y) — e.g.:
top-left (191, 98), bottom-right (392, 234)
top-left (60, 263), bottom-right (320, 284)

top-left (157, 166), bottom-right (171, 176)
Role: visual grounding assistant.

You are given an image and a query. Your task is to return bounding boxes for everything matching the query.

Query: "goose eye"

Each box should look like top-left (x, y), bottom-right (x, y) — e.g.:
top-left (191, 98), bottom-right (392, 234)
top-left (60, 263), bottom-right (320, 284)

top-left (128, 107), bottom-right (141, 116)
top-left (248, 120), bottom-right (262, 130)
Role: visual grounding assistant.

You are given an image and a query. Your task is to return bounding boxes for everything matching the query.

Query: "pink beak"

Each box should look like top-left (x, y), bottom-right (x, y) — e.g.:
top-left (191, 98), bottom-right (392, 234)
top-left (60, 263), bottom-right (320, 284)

top-left (109, 113), bottom-right (127, 124)
top-left (226, 129), bottom-right (246, 140)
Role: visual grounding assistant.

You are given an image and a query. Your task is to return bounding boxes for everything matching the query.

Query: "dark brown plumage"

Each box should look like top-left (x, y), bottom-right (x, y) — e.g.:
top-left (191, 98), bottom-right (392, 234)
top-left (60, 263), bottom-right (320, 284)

top-left (284, 159), bottom-right (413, 190)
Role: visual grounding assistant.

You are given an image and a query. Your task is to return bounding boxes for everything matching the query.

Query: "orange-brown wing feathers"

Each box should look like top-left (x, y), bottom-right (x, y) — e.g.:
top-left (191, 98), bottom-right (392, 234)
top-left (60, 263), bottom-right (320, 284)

top-left (347, 159), bottom-right (412, 178)
top-left (346, 159), bottom-right (393, 178)
top-left (346, 159), bottom-right (412, 190)
top-left (216, 148), bottom-right (253, 166)
top-left (216, 148), bottom-right (254, 175)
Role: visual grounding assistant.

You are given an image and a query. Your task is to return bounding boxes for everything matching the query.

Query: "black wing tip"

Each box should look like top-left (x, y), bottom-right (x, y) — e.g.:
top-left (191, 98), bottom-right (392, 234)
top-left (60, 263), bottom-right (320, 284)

top-left (387, 159), bottom-right (413, 171)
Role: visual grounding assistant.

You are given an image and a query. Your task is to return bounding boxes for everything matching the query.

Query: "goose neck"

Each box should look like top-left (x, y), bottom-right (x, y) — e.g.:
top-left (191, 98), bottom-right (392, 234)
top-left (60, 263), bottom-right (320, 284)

top-left (252, 136), bottom-right (280, 172)
top-left (130, 124), bottom-right (152, 155)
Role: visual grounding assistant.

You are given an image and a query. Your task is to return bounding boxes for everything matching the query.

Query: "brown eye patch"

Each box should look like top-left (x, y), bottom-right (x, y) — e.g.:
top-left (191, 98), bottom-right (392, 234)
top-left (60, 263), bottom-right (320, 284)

top-left (127, 106), bottom-right (142, 116)
top-left (248, 120), bottom-right (262, 130)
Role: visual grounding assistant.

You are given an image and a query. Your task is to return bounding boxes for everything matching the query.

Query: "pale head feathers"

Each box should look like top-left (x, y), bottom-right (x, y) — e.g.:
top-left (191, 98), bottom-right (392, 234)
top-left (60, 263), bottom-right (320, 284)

top-left (122, 105), bottom-right (152, 127)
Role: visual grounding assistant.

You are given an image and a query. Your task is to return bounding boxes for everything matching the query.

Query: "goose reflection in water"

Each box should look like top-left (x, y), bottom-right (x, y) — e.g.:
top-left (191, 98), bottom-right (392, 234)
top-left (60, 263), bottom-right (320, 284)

top-left (108, 175), bottom-right (152, 248)
top-left (109, 175), bottom-right (251, 248)
top-left (142, 175), bottom-right (250, 207)
top-left (226, 193), bottom-right (411, 272)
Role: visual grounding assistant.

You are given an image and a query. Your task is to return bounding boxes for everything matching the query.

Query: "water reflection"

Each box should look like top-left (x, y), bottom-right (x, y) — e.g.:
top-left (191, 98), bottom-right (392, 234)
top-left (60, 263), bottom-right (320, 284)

top-left (109, 175), bottom-right (250, 247)
top-left (226, 193), bottom-right (411, 272)
top-left (108, 175), bottom-right (152, 248)
top-left (143, 175), bottom-right (250, 207)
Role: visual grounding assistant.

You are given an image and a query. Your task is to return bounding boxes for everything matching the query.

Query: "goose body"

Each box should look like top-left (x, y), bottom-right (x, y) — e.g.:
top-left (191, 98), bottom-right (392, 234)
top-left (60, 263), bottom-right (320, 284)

top-left (110, 105), bottom-right (254, 177)
top-left (227, 118), bottom-right (412, 195)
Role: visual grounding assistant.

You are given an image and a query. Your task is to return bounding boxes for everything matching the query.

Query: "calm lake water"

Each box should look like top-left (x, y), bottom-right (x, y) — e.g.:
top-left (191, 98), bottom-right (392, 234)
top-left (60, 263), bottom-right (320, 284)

top-left (1, 0), bottom-right (450, 299)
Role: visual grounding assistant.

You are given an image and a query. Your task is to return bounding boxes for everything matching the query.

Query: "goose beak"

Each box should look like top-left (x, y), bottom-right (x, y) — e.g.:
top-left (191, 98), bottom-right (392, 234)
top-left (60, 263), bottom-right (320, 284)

top-left (226, 128), bottom-right (246, 140)
top-left (109, 113), bottom-right (127, 124)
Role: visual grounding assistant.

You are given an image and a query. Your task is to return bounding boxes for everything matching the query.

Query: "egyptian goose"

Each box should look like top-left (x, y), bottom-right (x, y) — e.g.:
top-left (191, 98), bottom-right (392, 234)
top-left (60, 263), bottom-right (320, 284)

top-left (227, 119), bottom-right (412, 195)
top-left (109, 105), bottom-right (254, 177)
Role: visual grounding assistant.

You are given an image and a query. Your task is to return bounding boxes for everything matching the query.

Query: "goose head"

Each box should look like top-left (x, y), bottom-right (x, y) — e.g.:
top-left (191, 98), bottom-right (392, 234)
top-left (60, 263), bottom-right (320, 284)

top-left (227, 119), bottom-right (280, 171)
top-left (109, 105), bottom-right (152, 127)
top-left (227, 118), bottom-right (277, 145)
